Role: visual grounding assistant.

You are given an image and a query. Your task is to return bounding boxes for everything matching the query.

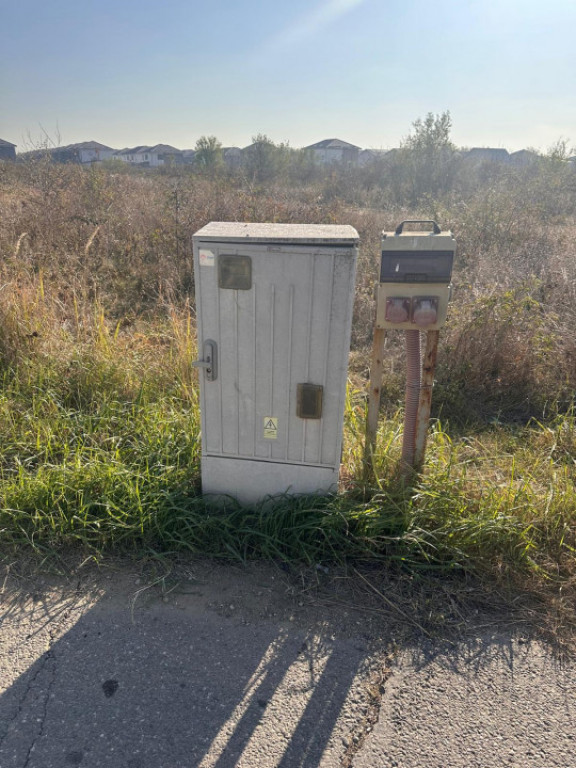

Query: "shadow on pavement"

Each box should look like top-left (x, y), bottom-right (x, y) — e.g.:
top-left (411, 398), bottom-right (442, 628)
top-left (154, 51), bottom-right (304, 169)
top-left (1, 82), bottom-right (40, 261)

top-left (0, 579), bottom-right (367, 768)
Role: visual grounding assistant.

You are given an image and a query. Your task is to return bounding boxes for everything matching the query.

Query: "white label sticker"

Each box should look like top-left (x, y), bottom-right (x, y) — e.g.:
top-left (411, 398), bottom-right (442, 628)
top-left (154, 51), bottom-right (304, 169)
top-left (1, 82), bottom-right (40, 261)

top-left (263, 417), bottom-right (278, 439)
top-left (199, 249), bottom-right (215, 266)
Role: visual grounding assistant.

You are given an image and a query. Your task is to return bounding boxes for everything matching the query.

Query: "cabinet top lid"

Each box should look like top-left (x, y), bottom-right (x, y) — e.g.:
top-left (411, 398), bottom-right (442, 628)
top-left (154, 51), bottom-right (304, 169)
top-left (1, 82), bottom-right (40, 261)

top-left (193, 221), bottom-right (359, 244)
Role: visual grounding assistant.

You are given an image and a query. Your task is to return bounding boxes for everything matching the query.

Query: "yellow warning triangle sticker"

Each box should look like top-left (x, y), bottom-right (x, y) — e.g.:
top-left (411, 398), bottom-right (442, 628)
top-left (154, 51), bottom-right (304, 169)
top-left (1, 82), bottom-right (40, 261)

top-left (263, 417), bottom-right (278, 439)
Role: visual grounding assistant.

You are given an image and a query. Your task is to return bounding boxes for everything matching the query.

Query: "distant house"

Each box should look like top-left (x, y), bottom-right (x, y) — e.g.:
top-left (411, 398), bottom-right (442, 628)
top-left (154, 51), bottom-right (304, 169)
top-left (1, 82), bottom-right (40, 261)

top-left (303, 138), bottom-right (361, 165)
top-left (0, 139), bottom-right (17, 161)
top-left (147, 144), bottom-right (182, 166)
top-left (115, 144), bottom-right (182, 167)
top-left (52, 141), bottom-right (115, 164)
top-left (509, 149), bottom-right (539, 167)
top-left (463, 148), bottom-right (510, 164)
top-left (358, 148), bottom-right (389, 166)
top-left (115, 146), bottom-right (151, 165)
top-left (223, 147), bottom-right (243, 168)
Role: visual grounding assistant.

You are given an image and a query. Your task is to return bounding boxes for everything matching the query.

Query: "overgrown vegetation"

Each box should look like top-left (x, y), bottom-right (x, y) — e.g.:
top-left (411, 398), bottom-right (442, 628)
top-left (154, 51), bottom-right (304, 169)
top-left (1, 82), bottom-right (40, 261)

top-left (1, 115), bottom-right (575, 620)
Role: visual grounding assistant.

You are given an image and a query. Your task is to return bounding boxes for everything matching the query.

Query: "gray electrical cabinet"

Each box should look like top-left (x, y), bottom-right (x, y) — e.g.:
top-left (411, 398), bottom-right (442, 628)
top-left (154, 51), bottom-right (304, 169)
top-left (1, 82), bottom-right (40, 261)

top-left (192, 222), bottom-right (358, 504)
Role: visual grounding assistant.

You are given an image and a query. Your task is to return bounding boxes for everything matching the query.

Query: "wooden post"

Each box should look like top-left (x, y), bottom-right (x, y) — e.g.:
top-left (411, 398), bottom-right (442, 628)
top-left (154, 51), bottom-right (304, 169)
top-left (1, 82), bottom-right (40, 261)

top-left (413, 330), bottom-right (440, 472)
top-left (364, 326), bottom-right (387, 481)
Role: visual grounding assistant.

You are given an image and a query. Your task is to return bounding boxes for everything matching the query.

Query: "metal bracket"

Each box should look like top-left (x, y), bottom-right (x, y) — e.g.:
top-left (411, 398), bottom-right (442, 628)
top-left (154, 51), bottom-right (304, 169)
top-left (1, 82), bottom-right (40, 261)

top-left (192, 339), bottom-right (218, 381)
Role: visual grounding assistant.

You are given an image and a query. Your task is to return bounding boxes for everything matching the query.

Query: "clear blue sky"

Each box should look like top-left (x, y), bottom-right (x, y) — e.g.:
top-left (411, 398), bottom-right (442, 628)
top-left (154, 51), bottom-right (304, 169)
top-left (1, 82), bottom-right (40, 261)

top-left (1, 0), bottom-right (575, 153)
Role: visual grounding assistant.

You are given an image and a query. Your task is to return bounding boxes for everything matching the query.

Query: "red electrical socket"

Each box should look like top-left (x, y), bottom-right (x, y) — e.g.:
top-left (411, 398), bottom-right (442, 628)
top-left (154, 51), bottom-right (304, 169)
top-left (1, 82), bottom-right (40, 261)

top-left (412, 297), bottom-right (439, 328)
top-left (385, 297), bottom-right (410, 324)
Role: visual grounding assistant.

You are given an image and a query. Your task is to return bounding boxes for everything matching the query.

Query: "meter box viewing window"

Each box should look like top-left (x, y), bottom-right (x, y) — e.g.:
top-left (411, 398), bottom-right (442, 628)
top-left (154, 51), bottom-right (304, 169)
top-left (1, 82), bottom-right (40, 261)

top-left (192, 222), bottom-right (358, 504)
top-left (376, 221), bottom-right (455, 331)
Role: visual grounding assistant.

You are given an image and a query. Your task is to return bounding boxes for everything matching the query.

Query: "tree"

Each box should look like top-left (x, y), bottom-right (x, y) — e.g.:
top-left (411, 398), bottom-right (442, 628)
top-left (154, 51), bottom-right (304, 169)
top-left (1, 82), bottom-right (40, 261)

top-left (243, 134), bottom-right (293, 183)
top-left (546, 137), bottom-right (574, 163)
top-left (399, 111), bottom-right (457, 203)
top-left (402, 111), bottom-right (454, 155)
top-left (243, 134), bottom-right (275, 183)
top-left (194, 135), bottom-right (223, 173)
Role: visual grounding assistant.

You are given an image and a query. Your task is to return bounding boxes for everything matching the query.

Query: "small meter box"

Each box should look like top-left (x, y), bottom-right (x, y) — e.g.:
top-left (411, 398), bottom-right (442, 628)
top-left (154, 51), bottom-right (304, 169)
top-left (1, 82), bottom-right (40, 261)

top-left (376, 220), bottom-right (455, 330)
top-left (192, 222), bottom-right (358, 504)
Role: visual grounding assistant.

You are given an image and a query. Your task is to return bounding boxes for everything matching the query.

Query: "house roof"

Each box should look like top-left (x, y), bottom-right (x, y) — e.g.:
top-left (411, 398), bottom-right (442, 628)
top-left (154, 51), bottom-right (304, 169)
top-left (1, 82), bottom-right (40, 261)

top-left (51, 141), bottom-right (114, 153)
top-left (116, 145), bottom-right (181, 155)
top-left (242, 141), bottom-right (274, 152)
top-left (0, 139), bottom-right (17, 148)
top-left (466, 148), bottom-right (509, 160)
top-left (304, 138), bottom-right (361, 151)
top-left (68, 141), bottom-right (114, 151)
top-left (115, 146), bottom-right (151, 155)
top-left (147, 144), bottom-right (181, 153)
top-left (509, 149), bottom-right (539, 165)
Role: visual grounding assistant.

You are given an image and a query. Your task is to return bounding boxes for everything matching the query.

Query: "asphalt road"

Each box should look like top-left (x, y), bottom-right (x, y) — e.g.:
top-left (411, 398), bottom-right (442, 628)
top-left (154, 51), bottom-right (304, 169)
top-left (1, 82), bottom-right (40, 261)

top-left (0, 560), bottom-right (574, 768)
top-left (354, 637), bottom-right (576, 768)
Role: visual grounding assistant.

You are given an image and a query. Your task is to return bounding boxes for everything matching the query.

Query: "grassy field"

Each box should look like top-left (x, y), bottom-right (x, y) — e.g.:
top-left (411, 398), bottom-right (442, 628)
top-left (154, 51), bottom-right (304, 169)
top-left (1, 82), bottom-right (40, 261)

top-left (1, 144), bottom-right (575, 638)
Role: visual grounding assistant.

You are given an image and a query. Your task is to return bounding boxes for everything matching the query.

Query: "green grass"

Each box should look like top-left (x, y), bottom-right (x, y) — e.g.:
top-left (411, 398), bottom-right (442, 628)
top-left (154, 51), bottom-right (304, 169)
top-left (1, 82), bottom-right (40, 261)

top-left (0, 328), bottom-right (574, 593)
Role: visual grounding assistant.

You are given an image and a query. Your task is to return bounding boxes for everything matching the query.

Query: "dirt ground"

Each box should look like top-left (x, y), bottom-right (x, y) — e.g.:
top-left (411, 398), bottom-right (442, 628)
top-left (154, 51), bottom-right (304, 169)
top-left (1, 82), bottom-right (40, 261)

top-left (0, 551), bottom-right (543, 645)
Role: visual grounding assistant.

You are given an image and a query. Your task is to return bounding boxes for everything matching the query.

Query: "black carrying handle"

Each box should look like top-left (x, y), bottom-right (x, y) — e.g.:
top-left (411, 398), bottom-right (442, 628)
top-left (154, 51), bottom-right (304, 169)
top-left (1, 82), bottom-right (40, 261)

top-left (395, 220), bottom-right (441, 235)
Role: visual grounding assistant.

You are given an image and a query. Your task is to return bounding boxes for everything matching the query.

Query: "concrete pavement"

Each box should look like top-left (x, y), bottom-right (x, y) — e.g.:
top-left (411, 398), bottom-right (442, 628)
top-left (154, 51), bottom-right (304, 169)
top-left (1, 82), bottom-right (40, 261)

top-left (354, 637), bottom-right (576, 768)
top-left (0, 559), bottom-right (574, 767)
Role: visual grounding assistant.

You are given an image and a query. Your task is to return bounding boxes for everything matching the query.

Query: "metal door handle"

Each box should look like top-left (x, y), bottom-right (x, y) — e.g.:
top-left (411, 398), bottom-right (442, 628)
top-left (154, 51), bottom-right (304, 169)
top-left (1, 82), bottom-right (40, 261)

top-left (192, 339), bottom-right (218, 381)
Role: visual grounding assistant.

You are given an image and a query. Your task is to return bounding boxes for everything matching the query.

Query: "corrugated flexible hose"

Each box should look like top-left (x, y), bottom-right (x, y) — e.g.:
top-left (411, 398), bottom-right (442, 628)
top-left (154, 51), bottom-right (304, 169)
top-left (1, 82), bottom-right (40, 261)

top-left (401, 329), bottom-right (421, 470)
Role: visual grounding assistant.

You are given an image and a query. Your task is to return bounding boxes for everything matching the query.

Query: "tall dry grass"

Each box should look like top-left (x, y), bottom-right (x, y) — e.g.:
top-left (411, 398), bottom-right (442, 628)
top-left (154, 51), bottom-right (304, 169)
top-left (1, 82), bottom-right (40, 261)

top-left (2, 154), bottom-right (576, 422)
top-left (1, 153), bottom-right (576, 651)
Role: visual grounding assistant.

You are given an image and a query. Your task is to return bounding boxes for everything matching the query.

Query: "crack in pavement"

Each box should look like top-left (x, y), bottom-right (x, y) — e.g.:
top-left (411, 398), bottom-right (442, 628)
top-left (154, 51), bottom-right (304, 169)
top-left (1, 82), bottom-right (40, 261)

top-left (0, 609), bottom-right (68, 768)
top-left (0, 649), bottom-right (52, 747)
top-left (21, 649), bottom-right (58, 768)
top-left (340, 653), bottom-right (395, 768)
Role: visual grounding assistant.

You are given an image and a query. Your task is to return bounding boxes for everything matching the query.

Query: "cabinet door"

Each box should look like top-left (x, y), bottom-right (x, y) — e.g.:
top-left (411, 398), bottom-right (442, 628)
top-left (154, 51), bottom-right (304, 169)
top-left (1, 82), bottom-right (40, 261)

top-left (195, 243), bottom-right (354, 468)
